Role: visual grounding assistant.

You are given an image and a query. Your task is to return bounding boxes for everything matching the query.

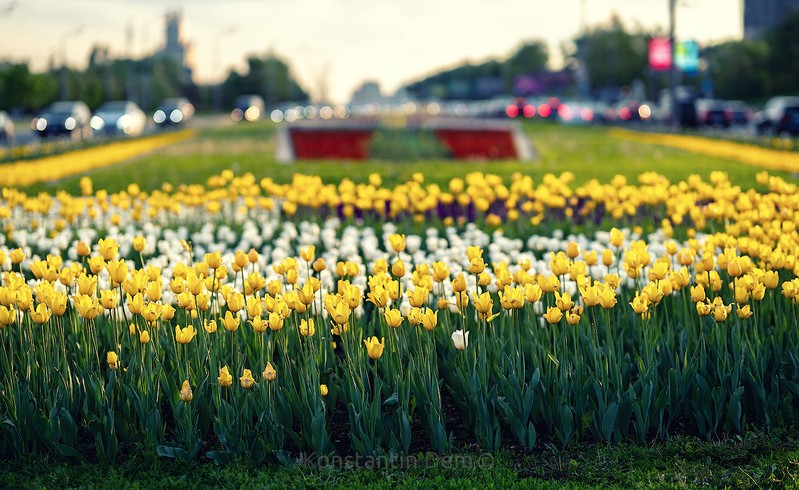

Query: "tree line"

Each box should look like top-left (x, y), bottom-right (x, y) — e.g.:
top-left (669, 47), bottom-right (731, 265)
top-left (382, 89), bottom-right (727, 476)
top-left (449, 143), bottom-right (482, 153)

top-left (0, 49), bottom-right (308, 114)
top-left (406, 11), bottom-right (799, 103)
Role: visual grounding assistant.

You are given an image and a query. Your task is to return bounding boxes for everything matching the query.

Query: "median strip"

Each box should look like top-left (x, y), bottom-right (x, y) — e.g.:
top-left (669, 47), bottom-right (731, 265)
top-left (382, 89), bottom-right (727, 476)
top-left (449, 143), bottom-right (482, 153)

top-left (0, 130), bottom-right (196, 187)
top-left (610, 128), bottom-right (799, 173)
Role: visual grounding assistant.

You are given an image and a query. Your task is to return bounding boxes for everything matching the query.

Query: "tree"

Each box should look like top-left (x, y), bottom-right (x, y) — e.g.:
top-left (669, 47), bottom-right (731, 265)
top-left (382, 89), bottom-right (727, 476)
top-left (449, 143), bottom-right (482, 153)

top-left (222, 53), bottom-right (308, 107)
top-left (0, 63), bottom-right (58, 112)
top-left (704, 40), bottom-right (768, 101)
top-left (404, 40), bottom-right (549, 100)
top-left (505, 41), bottom-right (549, 78)
top-left (764, 11), bottom-right (799, 95)
top-left (570, 16), bottom-right (649, 98)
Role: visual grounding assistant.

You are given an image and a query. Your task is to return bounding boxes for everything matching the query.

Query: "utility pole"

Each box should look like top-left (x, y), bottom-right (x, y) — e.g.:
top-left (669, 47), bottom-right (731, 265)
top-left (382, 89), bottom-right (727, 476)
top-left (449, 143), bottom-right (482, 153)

top-left (668, 0), bottom-right (678, 129)
top-left (213, 24), bottom-right (237, 113)
top-left (577, 0), bottom-right (589, 99)
top-left (59, 25), bottom-right (85, 100)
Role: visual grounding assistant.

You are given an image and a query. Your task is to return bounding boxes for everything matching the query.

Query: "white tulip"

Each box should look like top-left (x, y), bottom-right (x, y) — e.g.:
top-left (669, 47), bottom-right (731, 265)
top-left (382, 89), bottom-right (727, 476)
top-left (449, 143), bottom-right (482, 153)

top-left (451, 330), bottom-right (469, 350)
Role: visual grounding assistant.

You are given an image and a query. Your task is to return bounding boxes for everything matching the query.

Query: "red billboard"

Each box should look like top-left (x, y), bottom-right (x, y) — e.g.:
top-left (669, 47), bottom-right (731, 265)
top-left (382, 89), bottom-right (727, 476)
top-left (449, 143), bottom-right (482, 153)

top-left (649, 38), bottom-right (672, 71)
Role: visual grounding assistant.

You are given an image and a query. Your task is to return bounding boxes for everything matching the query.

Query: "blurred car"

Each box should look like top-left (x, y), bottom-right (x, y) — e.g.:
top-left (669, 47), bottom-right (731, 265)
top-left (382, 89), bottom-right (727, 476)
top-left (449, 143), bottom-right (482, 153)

top-left (696, 99), bottom-right (730, 128)
top-left (231, 95), bottom-right (265, 122)
top-left (90, 100), bottom-right (147, 136)
top-left (503, 98), bottom-right (537, 119)
top-left (555, 101), bottom-right (597, 125)
top-left (754, 96), bottom-right (799, 136)
top-left (31, 101), bottom-right (92, 139)
top-left (0, 111), bottom-right (14, 143)
top-left (724, 100), bottom-right (751, 126)
top-left (153, 97), bottom-right (194, 127)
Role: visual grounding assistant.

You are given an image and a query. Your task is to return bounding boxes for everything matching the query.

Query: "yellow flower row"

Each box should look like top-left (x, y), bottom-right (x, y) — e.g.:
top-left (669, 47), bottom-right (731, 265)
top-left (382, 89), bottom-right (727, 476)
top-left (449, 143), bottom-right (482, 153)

top-left (0, 130), bottom-right (196, 187)
top-left (610, 128), bottom-right (799, 173)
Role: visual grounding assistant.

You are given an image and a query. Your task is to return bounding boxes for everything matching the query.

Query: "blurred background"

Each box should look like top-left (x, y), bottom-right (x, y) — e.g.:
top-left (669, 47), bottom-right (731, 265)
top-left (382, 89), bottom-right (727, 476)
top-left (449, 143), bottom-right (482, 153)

top-left (1, 0), bottom-right (798, 144)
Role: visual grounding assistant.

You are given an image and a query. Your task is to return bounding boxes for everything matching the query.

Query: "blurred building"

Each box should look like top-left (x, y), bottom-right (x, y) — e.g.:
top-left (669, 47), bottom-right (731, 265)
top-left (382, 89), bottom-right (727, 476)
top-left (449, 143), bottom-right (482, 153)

top-left (159, 11), bottom-right (194, 84)
top-left (744, 0), bottom-right (799, 39)
top-left (350, 81), bottom-right (382, 105)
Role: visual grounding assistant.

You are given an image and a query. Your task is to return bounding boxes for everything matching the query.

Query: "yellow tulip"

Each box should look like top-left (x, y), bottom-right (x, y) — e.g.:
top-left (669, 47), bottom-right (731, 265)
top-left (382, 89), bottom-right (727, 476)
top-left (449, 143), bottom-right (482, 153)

top-left (312, 258), bottom-right (327, 273)
top-left (319, 384), bottom-right (329, 396)
top-left (468, 257), bottom-right (486, 275)
top-left (204, 251), bottom-right (222, 269)
top-left (384, 308), bottom-right (403, 328)
top-left (629, 292), bottom-right (649, 315)
top-left (300, 246), bottom-right (315, 262)
top-left (408, 286), bottom-right (430, 308)
top-left (74, 294), bottom-right (101, 320)
top-left (179, 380), bottom-right (193, 402)
top-left (107, 351), bottom-right (119, 369)
top-left (432, 261), bottom-right (450, 282)
top-left (388, 233), bottom-right (406, 253)
top-left (222, 311), bottom-right (240, 332)
top-left (139, 330), bottom-right (151, 344)
top-left (696, 301), bottom-right (712, 316)
top-left (97, 237), bottom-right (119, 261)
top-left (226, 292), bottom-right (245, 313)
top-left (524, 283), bottom-right (543, 303)
top-left (690, 285), bottom-right (706, 303)
top-left (580, 286), bottom-right (600, 307)
top-left (125, 292), bottom-right (144, 315)
top-left (736, 304), bottom-right (753, 319)
top-left (77, 274), bottom-right (98, 296)
top-left (543, 306), bottom-right (563, 324)
top-left (367, 285), bottom-right (390, 308)
top-left (499, 285), bottom-right (525, 310)
top-left (555, 291), bottom-right (574, 312)
top-left (299, 318), bottom-right (315, 337)
top-left (240, 369), bottom-right (255, 389)
top-left (247, 296), bottom-right (264, 318)
top-left (76, 241), bottom-right (91, 257)
top-left (0, 305), bottom-right (15, 327)
top-left (598, 287), bottom-right (617, 309)
top-left (262, 362), bottom-right (277, 381)
top-left (363, 336), bottom-right (385, 359)
top-left (472, 291), bottom-right (493, 315)
top-left (218, 366), bottom-right (233, 387)
top-left (30, 303), bottom-right (51, 325)
top-left (133, 236), bottom-right (147, 253)
top-left (175, 325), bottom-right (197, 344)
top-left (421, 308), bottom-right (438, 331)
top-left (391, 259), bottom-right (406, 278)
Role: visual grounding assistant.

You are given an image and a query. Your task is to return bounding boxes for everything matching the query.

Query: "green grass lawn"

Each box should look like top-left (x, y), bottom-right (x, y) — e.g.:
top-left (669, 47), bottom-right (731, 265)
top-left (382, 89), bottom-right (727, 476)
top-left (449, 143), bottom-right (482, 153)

top-left (1, 432), bottom-right (797, 489)
top-left (21, 121), bottom-right (798, 196)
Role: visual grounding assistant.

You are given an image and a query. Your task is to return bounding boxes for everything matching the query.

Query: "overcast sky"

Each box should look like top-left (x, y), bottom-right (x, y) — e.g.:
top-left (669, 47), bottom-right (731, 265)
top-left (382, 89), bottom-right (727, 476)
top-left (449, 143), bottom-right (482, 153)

top-left (0, 0), bottom-right (743, 102)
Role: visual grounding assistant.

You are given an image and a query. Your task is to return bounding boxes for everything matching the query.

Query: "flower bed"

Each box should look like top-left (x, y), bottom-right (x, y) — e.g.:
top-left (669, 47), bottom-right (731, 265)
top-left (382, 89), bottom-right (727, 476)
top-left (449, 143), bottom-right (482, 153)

top-left (0, 130), bottom-right (195, 187)
top-left (284, 119), bottom-right (525, 161)
top-left (0, 169), bottom-right (798, 463)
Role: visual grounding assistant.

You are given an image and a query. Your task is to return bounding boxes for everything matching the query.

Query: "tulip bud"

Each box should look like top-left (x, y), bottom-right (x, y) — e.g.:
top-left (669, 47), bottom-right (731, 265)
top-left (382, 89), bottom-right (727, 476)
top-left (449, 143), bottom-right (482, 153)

top-left (179, 380), bottom-right (193, 402)
top-left (262, 362), bottom-right (277, 381)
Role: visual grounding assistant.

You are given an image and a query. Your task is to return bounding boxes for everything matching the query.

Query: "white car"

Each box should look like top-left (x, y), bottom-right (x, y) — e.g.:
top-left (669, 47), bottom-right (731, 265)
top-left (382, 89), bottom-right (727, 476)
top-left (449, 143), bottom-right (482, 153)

top-left (90, 100), bottom-right (147, 136)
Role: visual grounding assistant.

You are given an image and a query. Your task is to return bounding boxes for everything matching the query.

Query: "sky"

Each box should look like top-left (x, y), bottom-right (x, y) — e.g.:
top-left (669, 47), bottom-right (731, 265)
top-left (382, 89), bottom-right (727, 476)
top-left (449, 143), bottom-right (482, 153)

top-left (0, 0), bottom-right (743, 103)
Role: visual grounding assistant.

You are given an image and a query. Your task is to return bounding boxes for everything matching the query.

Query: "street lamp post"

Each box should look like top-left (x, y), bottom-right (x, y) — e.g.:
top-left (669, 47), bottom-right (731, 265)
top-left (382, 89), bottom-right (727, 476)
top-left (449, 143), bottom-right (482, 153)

top-left (668, 0), bottom-right (678, 129)
top-left (59, 24), bottom-right (85, 100)
top-left (213, 24), bottom-right (237, 113)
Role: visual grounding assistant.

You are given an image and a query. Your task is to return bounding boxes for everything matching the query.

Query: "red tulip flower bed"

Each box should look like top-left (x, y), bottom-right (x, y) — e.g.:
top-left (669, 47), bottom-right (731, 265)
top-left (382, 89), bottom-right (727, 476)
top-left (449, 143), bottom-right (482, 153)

top-left (285, 119), bottom-right (524, 161)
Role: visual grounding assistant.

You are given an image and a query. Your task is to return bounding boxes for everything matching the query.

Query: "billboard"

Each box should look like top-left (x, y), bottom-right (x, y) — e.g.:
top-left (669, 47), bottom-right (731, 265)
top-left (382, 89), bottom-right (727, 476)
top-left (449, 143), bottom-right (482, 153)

top-left (675, 40), bottom-right (699, 74)
top-left (648, 38), bottom-right (672, 71)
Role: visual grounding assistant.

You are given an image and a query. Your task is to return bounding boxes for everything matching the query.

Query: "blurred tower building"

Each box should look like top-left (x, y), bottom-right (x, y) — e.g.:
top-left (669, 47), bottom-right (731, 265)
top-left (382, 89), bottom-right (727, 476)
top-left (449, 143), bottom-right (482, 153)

top-left (350, 81), bottom-right (383, 105)
top-left (160, 10), bottom-right (194, 84)
top-left (744, 0), bottom-right (799, 39)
